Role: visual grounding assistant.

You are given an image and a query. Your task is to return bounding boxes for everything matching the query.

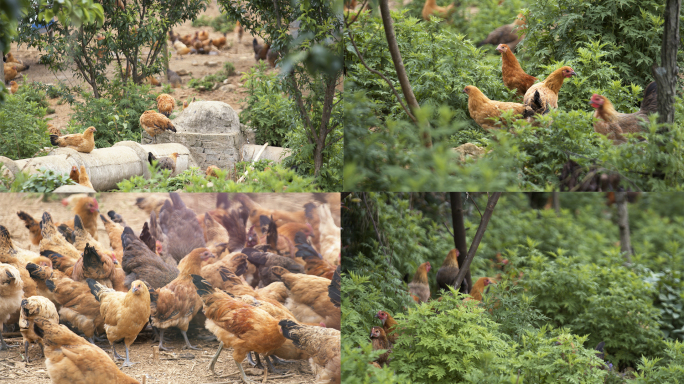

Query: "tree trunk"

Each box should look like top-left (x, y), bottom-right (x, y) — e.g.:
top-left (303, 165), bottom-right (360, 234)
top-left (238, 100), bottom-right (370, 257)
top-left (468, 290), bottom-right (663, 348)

top-left (454, 193), bottom-right (502, 290)
top-left (552, 192), bottom-right (560, 215)
top-left (1, 53), bottom-right (4, 89)
top-left (449, 192), bottom-right (471, 293)
top-left (378, 0), bottom-right (432, 148)
top-left (655, 0), bottom-right (681, 124)
top-left (615, 192), bottom-right (633, 264)
top-left (313, 136), bottom-right (324, 177)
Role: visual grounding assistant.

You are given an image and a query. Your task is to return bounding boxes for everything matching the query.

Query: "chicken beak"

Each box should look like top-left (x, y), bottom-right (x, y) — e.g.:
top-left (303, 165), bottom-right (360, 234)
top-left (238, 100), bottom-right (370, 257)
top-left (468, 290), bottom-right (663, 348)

top-left (570, 71), bottom-right (577, 77)
top-left (132, 286), bottom-right (139, 293)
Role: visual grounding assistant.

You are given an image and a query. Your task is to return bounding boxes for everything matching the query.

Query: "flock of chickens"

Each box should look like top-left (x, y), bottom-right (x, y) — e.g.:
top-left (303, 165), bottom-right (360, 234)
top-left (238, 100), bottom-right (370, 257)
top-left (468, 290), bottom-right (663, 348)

top-left (464, 43), bottom-right (659, 145)
top-left (369, 248), bottom-right (499, 368)
top-left (0, 193), bottom-right (342, 384)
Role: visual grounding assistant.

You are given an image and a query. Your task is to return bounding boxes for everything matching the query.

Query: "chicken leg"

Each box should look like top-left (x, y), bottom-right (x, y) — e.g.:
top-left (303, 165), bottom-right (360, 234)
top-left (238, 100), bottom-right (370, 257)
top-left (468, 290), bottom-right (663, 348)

top-left (157, 329), bottom-right (172, 351)
top-left (264, 355), bottom-right (286, 374)
top-left (235, 359), bottom-right (258, 384)
top-left (247, 352), bottom-right (264, 369)
top-left (181, 330), bottom-right (199, 350)
top-left (209, 341), bottom-right (223, 374)
top-left (112, 343), bottom-right (124, 361)
top-left (121, 344), bottom-right (136, 367)
top-left (0, 332), bottom-right (16, 350)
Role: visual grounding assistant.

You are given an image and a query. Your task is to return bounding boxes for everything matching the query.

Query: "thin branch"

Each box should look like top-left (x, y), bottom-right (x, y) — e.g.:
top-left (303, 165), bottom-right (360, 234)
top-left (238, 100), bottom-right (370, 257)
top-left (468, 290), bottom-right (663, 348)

top-left (467, 193), bottom-right (483, 219)
top-left (442, 221), bottom-right (454, 238)
top-left (347, 30), bottom-right (415, 123)
top-left (362, 193), bottom-right (383, 249)
top-left (454, 193), bottom-right (502, 290)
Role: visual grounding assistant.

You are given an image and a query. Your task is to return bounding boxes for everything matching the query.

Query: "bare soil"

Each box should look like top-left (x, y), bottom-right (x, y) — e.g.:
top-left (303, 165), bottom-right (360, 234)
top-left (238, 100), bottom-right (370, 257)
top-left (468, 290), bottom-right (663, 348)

top-left (0, 192), bottom-right (339, 384)
top-left (9, 0), bottom-right (271, 132)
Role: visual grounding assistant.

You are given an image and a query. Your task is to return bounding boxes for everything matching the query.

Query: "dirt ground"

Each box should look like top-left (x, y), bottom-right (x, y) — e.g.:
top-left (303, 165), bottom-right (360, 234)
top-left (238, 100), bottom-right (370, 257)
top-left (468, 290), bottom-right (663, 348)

top-left (0, 192), bottom-right (339, 384)
top-left (8, 0), bottom-right (269, 131)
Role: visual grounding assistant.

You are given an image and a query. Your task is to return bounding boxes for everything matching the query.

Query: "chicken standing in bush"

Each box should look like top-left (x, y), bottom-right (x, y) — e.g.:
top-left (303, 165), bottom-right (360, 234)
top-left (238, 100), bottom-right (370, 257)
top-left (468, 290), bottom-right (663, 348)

top-left (464, 85), bottom-right (527, 130)
top-left (467, 277), bottom-right (496, 302)
top-left (436, 248), bottom-right (462, 293)
top-left (279, 320), bottom-right (340, 384)
top-left (33, 318), bottom-right (140, 384)
top-left (478, 14), bottom-right (526, 51)
top-left (192, 275), bottom-right (286, 383)
top-left (156, 93), bottom-right (175, 117)
top-left (591, 81), bottom-right (658, 145)
top-left (49, 126), bottom-right (97, 153)
top-left (497, 43), bottom-right (537, 96)
top-left (370, 326), bottom-right (391, 367)
top-left (0, 264), bottom-right (23, 350)
top-left (375, 310), bottom-right (399, 344)
top-left (523, 66), bottom-right (577, 115)
top-left (421, 0), bottom-right (455, 21)
top-left (408, 261), bottom-right (432, 303)
top-left (19, 296), bottom-right (58, 362)
top-left (8, 80), bottom-right (18, 94)
top-left (140, 110), bottom-right (176, 144)
top-left (87, 278), bottom-right (150, 367)
top-left (253, 39), bottom-right (270, 62)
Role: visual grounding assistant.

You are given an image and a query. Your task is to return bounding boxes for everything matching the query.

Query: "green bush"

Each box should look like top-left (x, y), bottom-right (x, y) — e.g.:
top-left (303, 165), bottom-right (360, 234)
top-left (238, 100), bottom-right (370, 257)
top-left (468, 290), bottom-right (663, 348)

top-left (68, 80), bottom-right (156, 147)
top-left (0, 93), bottom-right (49, 160)
top-left (192, 13), bottom-right (235, 33)
top-left (116, 163), bottom-right (321, 192)
top-left (14, 80), bottom-right (49, 109)
top-left (239, 65), bottom-right (297, 148)
top-left (634, 340), bottom-right (684, 383)
top-left (522, 0), bottom-right (684, 88)
top-left (0, 168), bottom-right (76, 192)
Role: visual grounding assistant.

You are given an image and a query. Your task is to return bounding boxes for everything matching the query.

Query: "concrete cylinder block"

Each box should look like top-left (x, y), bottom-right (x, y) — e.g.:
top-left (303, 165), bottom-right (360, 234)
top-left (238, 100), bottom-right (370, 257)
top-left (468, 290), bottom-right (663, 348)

top-left (5, 142), bottom-right (192, 192)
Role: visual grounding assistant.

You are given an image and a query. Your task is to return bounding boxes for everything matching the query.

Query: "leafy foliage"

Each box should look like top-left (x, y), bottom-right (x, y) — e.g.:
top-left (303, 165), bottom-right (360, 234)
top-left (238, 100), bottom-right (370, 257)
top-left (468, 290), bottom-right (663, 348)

top-left (115, 162), bottom-right (321, 192)
top-left (522, 0), bottom-right (684, 88)
top-left (0, 92), bottom-right (49, 160)
top-left (342, 193), bottom-right (684, 382)
top-left (239, 65), bottom-right (297, 148)
top-left (345, 3), bottom-right (684, 191)
top-left (0, 168), bottom-right (75, 192)
top-left (67, 80), bottom-right (156, 147)
top-left (18, 0), bottom-right (205, 98)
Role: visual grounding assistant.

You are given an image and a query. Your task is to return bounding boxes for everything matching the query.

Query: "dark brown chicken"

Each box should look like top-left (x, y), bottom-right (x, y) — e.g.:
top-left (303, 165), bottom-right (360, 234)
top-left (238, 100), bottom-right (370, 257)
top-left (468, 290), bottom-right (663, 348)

top-left (436, 249), bottom-right (460, 292)
top-left (158, 193), bottom-right (206, 262)
top-left (591, 81), bottom-right (658, 145)
top-left (370, 326), bottom-right (391, 367)
top-left (244, 248), bottom-right (305, 287)
top-left (121, 226), bottom-right (178, 289)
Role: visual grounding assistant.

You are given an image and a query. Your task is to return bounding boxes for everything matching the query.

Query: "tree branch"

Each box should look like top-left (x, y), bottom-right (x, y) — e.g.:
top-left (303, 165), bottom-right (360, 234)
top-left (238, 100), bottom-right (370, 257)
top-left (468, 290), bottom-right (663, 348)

top-left (454, 193), bottom-right (502, 290)
top-left (450, 192), bottom-right (471, 293)
top-left (378, 0), bottom-right (431, 148)
top-left (347, 29), bottom-right (415, 124)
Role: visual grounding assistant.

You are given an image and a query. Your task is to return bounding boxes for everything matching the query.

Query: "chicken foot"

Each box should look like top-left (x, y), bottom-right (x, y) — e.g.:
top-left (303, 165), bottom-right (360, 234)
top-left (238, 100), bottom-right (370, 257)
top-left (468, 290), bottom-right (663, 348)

top-left (121, 344), bottom-right (136, 368)
top-left (235, 359), bottom-right (258, 384)
top-left (208, 341), bottom-right (223, 375)
top-left (0, 332), bottom-right (16, 350)
top-left (247, 351), bottom-right (264, 369)
top-left (157, 329), bottom-right (173, 351)
top-left (181, 330), bottom-right (200, 350)
top-left (264, 355), bottom-right (286, 374)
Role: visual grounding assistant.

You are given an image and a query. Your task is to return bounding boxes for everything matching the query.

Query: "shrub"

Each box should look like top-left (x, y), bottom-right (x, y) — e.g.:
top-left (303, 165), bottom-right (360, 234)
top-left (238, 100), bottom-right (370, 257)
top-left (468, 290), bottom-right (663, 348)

top-left (68, 80), bottom-right (156, 147)
top-left (116, 163), bottom-right (321, 192)
top-left (522, 0), bottom-right (684, 88)
top-left (0, 168), bottom-right (76, 192)
top-left (239, 65), bottom-right (298, 148)
top-left (14, 80), bottom-right (49, 109)
top-left (0, 93), bottom-right (49, 160)
top-left (634, 340), bottom-right (684, 383)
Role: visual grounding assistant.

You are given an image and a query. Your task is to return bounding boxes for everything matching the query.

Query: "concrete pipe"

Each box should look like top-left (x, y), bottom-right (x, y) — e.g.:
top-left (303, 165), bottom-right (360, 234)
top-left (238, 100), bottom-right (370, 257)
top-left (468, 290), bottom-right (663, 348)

top-left (6, 141), bottom-right (192, 192)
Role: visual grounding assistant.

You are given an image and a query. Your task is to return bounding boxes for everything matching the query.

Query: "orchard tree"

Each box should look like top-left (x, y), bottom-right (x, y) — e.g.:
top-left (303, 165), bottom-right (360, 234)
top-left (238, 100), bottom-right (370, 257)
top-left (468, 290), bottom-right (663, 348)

top-left (219, 0), bottom-right (343, 179)
top-left (0, 0), bottom-right (103, 99)
top-left (17, 0), bottom-right (204, 98)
